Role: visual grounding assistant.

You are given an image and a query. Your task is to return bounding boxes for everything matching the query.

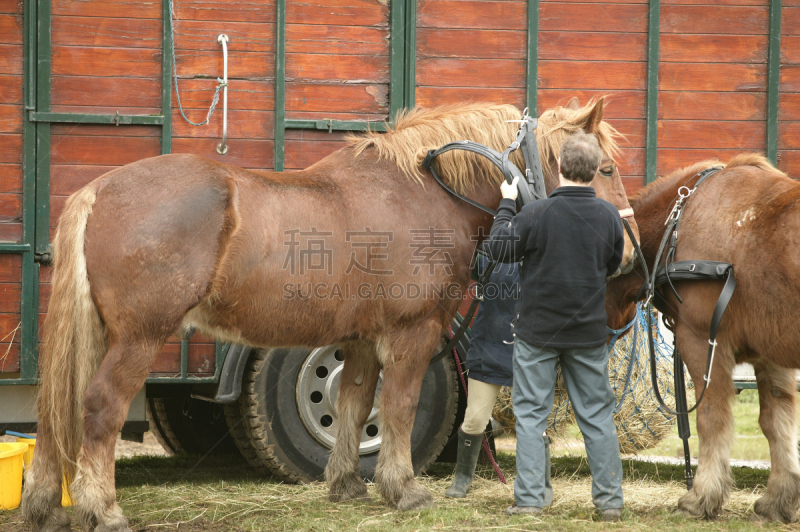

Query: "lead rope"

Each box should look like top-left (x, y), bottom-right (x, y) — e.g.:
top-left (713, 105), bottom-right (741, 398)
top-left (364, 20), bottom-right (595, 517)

top-left (449, 325), bottom-right (507, 484)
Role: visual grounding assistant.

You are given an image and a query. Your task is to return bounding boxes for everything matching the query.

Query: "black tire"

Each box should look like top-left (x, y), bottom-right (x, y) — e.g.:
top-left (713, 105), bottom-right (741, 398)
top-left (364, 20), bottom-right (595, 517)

top-left (147, 395), bottom-right (239, 455)
top-left (224, 344), bottom-right (460, 482)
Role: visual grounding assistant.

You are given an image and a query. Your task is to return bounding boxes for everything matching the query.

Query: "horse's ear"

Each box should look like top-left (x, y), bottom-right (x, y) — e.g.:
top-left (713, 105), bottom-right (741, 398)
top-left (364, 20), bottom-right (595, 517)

top-left (566, 97), bottom-right (581, 111)
top-left (584, 97), bottom-right (605, 133)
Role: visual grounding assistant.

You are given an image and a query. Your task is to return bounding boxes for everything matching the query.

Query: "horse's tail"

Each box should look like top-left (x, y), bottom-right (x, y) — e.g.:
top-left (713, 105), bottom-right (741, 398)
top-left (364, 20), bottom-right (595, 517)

top-left (38, 183), bottom-right (107, 486)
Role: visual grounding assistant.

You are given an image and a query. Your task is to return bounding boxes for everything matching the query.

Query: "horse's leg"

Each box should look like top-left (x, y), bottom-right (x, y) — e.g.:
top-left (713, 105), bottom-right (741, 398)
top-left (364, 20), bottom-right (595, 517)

top-left (752, 360), bottom-right (800, 523)
top-left (374, 320), bottom-right (441, 511)
top-left (676, 331), bottom-right (735, 519)
top-left (21, 419), bottom-right (71, 531)
top-left (70, 337), bottom-right (162, 532)
top-left (326, 340), bottom-right (381, 502)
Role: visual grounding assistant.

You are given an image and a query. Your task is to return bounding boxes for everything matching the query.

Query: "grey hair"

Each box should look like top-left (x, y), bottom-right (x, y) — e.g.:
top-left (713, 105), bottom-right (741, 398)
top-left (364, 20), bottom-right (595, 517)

top-left (559, 130), bottom-right (603, 183)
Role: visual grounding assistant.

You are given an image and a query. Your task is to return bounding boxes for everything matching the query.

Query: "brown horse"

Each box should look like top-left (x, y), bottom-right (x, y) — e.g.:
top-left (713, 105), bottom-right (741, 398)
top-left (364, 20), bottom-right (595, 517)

top-left (606, 153), bottom-right (800, 522)
top-left (22, 98), bottom-right (637, 531)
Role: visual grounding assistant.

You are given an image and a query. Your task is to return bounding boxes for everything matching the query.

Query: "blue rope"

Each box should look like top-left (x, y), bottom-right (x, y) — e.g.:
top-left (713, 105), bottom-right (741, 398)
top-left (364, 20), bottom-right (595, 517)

top-left (169, 0), bottom-right (226, 126)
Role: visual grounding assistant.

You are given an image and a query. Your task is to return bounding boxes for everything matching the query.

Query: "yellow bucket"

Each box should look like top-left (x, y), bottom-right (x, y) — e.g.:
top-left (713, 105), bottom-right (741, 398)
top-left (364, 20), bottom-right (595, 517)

top-left (14, 438), bottom-right (72, 507)
top-left (0, 442), bottom-right (27, 509)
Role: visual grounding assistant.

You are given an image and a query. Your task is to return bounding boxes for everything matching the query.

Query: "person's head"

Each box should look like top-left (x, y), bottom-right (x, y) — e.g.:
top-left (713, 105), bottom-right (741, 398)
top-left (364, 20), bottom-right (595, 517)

top-left (558, 130), bottom-right (603, 184)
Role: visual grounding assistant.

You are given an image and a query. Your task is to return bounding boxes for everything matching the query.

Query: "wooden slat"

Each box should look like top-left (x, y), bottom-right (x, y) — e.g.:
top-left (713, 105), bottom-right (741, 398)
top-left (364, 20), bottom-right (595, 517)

top-left (0, 14), bottom-right (21, 45)
top-left (660, 34), bottom-right (767, 63)
top-left (660, 5), bottom-right (768, 34)
top-left (51, 165), bottom-right (117, 196)
top-left (174, 79), bottom-right (274, 111)
top-left (0, 222), bottom-right (21, 242)
top-left (49, 106), bottom-right (161, 115)
top-left (172, 109), bottom-right (273, 139)
top-left (418, 0), bottom-right (526, 30)
top-left (417, 29), bottom-right (526, 59)
top-left (0, 193), bottom-right (21, 222)
top-left (0, 134), bottom-right (21, 164)
top-left (285, 111), bottom-right (387, 121)
top-left (286, 53), bottom-right (388, 83)
top-left (539, 32), bottom-right (646, 62)
top-left (52, 0), bottom-right (160, 19)
top-left (0, 44), bottom-right (22, 76)
top-left (417, 58), bottom-right (525, 88)
top-left (0, 283), bottom-right (19, 313)
top-left (176, 50), bottom-right (273, 79)
top-left (537, 90), bottom-right (645, 119)
top-left (52, 76), bottom-right (161, 108)
top-left (781, 93), bottom-right (800, 120)
top-left (777, 150), bottom-right (800, 176)
top-left (784, 8), bottom-right (800, 35)
top-left (284, 139), bottom-right (348, 170)
top-left (0, 75), bottom-right (22, 105)
top-left (415, 87), bottom-right (526, 108)
top-left (0, 341), bottom-right (20, 373)
top-left (657, 148), bottom-right (755, 175)
top-left (660, 92), bottom-right (766, 120)
top-left (780, 65), bottom-right (800, 92)
top-left (663, 0), bottom-right (768, 5)
top-left (660, 63), bottom-right (766, 91)
top-left (50, 124), bottom-right (160, 137)
top-left (619, 146), bottom-right (645, 176)
top-left (0, 255), bottom-right (20, 283)
top-left (287, 24), bottom-right (386, 56)
top-left (51, 15), bottom-right (161, 49)
top-left (173, 0), bottom-right (274, 23)
top-left (607, 118), bottom-right (646, 148)
top-left (779, 121), bottom-right (800, 149)
top-left (287, 0), bottom-right (387, 27)
top-left (0, 164), bottom-right (21, 194)
top-left (50, 135), bottom-right (161, 166)
top-left (658, 120), bottom-right (765, 149)
top-left (539, 61), bottom-right (647, 90)
top-left (176, 20), bottom-right (275, 53)
top-left (0, 104), bottom-right (21, 134)
top-left (783, 36), bottom-right (800, 64)
top-left (0, 0), bottom-right (22, 15)
top-left (52, 46), bottom-right (161, 78)
top-left (171, 138), bottom-right (274, 169)
top-left (540, 3), bottom-right (648, 33)
top-left (286, 83), bottom-right (388, 114)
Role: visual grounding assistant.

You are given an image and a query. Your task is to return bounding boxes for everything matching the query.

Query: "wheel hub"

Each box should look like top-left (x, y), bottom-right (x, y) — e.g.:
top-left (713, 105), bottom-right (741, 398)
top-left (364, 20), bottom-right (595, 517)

top-left (296, 345), bottom-right (382, 454)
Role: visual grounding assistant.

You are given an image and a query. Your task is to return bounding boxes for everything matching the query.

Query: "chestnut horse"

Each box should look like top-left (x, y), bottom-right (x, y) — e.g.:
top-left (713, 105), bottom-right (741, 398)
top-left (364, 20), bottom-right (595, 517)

top-left (23, 98), bottom-right (637, 531)
top-left (606, 153), bottom-right (800, 522)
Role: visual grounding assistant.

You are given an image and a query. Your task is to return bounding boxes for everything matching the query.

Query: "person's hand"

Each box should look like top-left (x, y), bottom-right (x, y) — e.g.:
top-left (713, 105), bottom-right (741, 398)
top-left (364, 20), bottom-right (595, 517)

top-left (500, 176), bottom-right (519, 200)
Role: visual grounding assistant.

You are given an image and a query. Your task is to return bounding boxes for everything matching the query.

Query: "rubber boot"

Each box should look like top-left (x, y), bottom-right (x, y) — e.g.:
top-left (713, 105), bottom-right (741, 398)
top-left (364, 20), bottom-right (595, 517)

top-left (445, 429), bottom-right (483, 498)
top-left (544, 434), bottom-right (553, 506)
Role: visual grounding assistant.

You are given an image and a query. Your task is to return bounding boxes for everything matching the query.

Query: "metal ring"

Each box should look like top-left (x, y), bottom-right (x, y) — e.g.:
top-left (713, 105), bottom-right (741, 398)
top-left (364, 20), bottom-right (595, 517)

top-left (677, 186), bottom-right (691, 198)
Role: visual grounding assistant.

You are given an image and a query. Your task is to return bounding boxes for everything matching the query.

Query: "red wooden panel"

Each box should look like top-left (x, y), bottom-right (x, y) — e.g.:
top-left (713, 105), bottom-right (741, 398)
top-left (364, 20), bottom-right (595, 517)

top-left (174, 0), bottom-right (275, 24)
top-left (0, 222), bottom-right (21, 242)
top-left (0, 164), bottom-right (21, 194)
top-left (0, 193), bottom-right (21, 222)
top-left (784, 8), bottom-right (800, 35)
top-left (0, 75), bottom-right (22, 105)
top-left (779, 121), bottom-right (800, 149)
top-left (657, 148), bottom-right (756, 175)
top-left (52, 46), bottom-right (161, 78)
top-left (0, 0), bottom-right (22, 14)
top-left (782, 93), bottom-right (800, 120)
top-left (150, 340), bottom-right (216, 376)
top-left (0, 14), bottom-right (21, 45)
top-left (0, 255), bottom-right (20, 283)
top-left (286, 0), bottom-right (387, 27)
top-left (417, 58), bottom-right (525, 88)
top-left (51, 16), bottom-right (161, 49)
top-left (0, 283), bottom-right (19, 313)
top-left (188, 343), bottom-right (216, 374)
top-left (50, 135), bottom-right (161, 166)
top-left (660, 5), bottom-right (768, 34)
top-left (539, 32), bottom-right (646, 62)
top-left (0, 104), bottom-right (21, 134)
top-left (0, 134), bottom-right (21, 164)
top-left (284, 138), bottom-right (347, 169)
top-left (51, 165), bottom-right (117, 196)
top-left (607, 118), bottom-right (646, 148)
top-left (171, 109), bottom-right (274, 139)
top-left (286, 83), bottom-right (388, 114)
top-left (539, 3), bottom-right (648, 33)
top-left (418, 0), bottom-right (527, 30)
top-left (286, 53), bottom-right (388, 83)
top-left (658, 120), bottom-right (765, 149)
top-left (176, 20), bottom-right (275, 53)
top-left (171, 138), bottom-right (274, 169)
top-left (417, 29), bottom-right (526, 59)
top-left (52, 76), bottom-right (162, 109)
top-left (778, 150), bottom-right (800, 176)
top-left (619, 146), bottom-right (645, 176)
top-left (664, 0), bottom-right (768, 5)
top-left (0, 342), bottom-right (20, 373)
top-left (175, 79), bottom-right (274, 111)
top-left (781, 65), bottom-right (800, 92)
top-left (660, 63), bottom-right (766, 91)
top-left (285, 111), bottom-right (387, 122)
top-left (660, 34), bottom-right (767, 63)
top-left (287, 24), bottom-right (386, 56)
top-left (537, 90), bottom-right (645, 119)
top-left (659, 92), bottom-right (766, 120)
top-left (52, 0), bottom-right (160, 19)
top-left (177, 49), bottom-right (273, 79)
top-left (539, 61), bottom-right (647, 90)
top-left (0, 44), bottom-right (22, 75)
top-left (50, 124), bottom-right (160, 137)
top-left (415, 87), bottom-right (526, 108)
top-left (783, 36), bottom-right (800, 64)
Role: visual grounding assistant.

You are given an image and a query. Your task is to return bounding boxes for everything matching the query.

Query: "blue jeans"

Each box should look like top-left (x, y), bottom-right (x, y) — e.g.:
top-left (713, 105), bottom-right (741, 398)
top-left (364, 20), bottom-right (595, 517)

top-left (513, 338), bottom-right (623, 510)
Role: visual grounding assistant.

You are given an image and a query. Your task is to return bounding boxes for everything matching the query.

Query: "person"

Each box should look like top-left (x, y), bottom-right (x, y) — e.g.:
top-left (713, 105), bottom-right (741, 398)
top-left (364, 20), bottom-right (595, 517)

top-left (444, 257), bottom-right (553, 502)
top-left (484, 130), bottom-right (624, 521)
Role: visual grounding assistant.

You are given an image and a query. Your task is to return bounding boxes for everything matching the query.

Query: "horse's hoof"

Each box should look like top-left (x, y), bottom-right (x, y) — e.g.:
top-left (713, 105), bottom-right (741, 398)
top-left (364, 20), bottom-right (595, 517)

top-left (395, 486), bottom-right (434, 512)
top-left (328, 473), bottom-right (369, 503)
top-left (753, 498), bottom-right (797, 524)
top-left (678, 491), bottom-right (720, 520)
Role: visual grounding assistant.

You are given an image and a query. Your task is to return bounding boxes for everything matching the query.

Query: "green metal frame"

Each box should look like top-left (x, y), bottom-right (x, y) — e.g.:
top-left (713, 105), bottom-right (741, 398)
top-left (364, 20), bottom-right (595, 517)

top-left (645, 0), bottom-right (660, 185)
top-left (526, 0), bottom-right (539, 114)
top-left (766, 0), bottom-right (782, 165)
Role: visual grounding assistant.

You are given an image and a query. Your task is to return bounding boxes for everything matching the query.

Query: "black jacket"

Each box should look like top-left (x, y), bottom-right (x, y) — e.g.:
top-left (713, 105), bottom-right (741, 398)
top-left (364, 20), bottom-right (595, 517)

top-left (484, 186), bottom-right (624, 348)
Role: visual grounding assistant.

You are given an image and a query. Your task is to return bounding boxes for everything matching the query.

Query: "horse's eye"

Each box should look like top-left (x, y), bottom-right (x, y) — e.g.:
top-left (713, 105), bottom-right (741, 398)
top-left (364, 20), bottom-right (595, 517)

top-left (599, 167), bottom-right (614, 177)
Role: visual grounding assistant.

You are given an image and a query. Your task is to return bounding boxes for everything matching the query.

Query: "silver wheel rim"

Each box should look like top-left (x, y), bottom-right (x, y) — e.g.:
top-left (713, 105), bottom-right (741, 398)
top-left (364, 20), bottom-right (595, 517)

top-left (296, 345), bottom-right (382, 455)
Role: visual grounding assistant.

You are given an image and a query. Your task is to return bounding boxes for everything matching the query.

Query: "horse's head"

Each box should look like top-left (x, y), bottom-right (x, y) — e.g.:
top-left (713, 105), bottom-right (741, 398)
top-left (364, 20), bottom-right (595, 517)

top-left (538, 97), bottom-right (639, 276)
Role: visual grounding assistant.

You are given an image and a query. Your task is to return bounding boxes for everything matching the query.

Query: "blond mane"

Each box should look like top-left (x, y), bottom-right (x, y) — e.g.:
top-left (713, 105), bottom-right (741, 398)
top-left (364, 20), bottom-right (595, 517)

top-left (348, 100), bottom-right (623, 194)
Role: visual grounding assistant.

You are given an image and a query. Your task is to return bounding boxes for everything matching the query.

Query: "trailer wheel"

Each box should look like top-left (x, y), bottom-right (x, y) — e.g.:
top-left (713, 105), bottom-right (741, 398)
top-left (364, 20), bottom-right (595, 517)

top-left (224, 344), bottom-right (459, 482)
top-left (147, 395), bottom-right (239, 455)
